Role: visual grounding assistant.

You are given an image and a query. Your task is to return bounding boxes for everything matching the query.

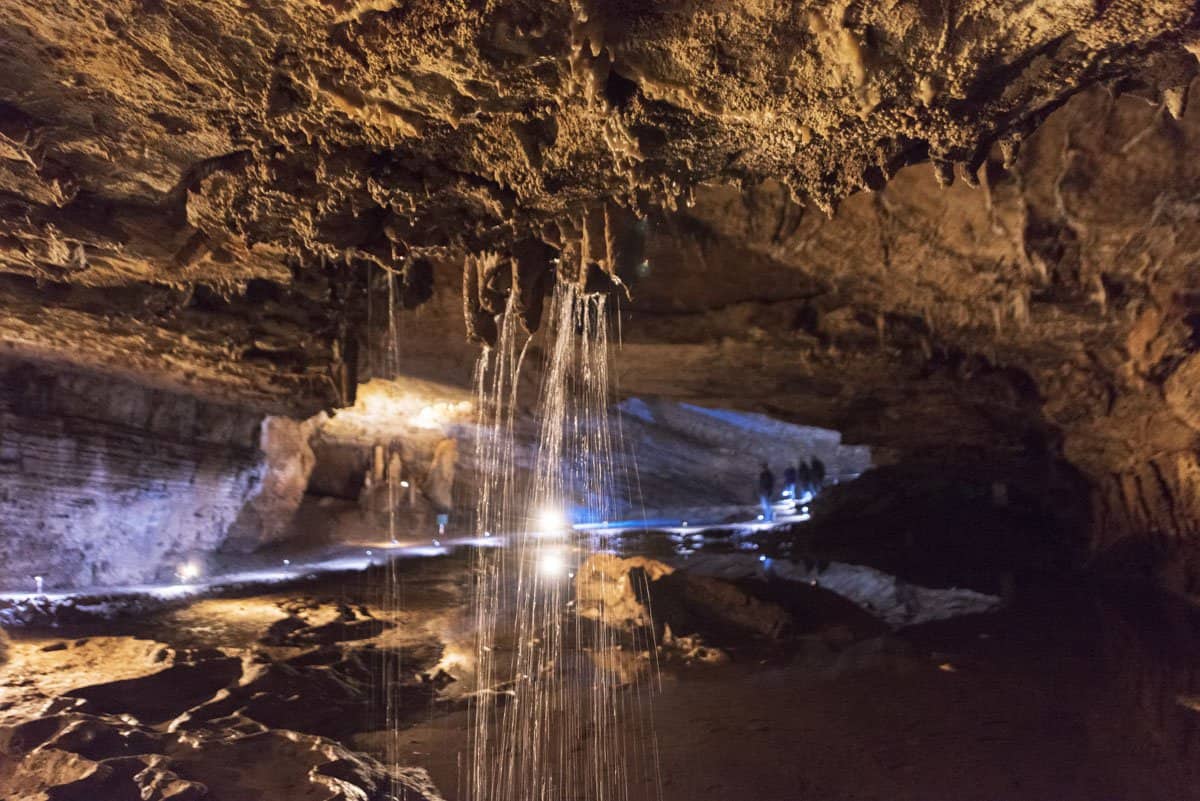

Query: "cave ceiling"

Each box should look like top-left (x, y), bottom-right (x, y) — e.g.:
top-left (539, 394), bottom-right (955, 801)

top-left (1, 0), bottom-right (1199, 496)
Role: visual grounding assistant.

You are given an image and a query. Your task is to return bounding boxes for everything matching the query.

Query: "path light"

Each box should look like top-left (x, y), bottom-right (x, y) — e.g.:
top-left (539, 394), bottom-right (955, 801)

top-left (536, 507), bottom-right (569, 535)
top-left (537, 549), bottom-right (567, 578)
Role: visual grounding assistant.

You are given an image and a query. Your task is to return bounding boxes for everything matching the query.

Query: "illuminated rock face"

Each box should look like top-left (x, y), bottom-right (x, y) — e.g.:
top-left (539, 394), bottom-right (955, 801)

top-left (0, 360), bottom-right (267, 589)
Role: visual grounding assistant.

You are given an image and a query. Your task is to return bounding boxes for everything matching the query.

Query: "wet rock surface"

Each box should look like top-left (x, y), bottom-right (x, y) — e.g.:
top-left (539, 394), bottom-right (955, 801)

top-left (0, 711), bottom-right (443, 801)
top-left (0, 546), bottom-right (1197, 800)
top-left (0, 581), bottom-right (457, 800)
top-left (65, 655), bottom-right (244, 725)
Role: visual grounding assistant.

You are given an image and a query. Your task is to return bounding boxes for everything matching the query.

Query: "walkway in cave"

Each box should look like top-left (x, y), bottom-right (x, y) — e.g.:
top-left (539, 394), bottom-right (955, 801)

top-left (0, 504), bottom-right (795, 620)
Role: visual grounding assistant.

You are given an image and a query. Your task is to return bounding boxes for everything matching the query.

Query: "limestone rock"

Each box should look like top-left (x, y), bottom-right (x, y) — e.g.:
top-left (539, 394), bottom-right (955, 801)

top-left (0, 711), bottom-right (444, 801)
top-left (575, 554), bottom-right (792, 643)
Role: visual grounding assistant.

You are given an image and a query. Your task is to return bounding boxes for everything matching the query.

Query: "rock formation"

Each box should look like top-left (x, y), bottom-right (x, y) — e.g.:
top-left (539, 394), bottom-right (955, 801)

top-left (0, 360), bottom-right (267, 588)
top-left (0, 599), bottom-right (449, 801)
top-left (2, 1), bottom-right (1200, 594)
top-left (618, 85), bottom-right (1200, 596)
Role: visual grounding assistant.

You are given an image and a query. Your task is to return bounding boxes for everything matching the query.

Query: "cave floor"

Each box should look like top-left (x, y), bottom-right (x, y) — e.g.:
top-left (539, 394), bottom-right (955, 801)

top-left (2, 545), bottom-right (1199, 801)
top-left (397, 581), bottom-right (1200, 801)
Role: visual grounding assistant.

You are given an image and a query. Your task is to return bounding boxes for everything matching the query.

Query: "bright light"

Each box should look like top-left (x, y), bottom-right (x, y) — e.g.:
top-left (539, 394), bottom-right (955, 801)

top-left (413, 400), bottom-right (473, 430)
top-left (537, 549), bottom-right (568, 578)
top-left (414, 405), bottom-right (438, 428)
top-left (756, 514), bottom-right (764, 521)
top-left (176, 562), bottom-right (201, 583)
top-left (400, 480), bottom-right (410, 488)
top-left (536, 507), bottom-right (569, 534)
top-left (343, 382), bottom-right (473, 430)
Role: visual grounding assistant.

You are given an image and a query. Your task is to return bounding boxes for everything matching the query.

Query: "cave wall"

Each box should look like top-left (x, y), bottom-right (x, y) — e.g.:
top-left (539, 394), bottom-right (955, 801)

top-left (0, 360), bottom-right (275, 589)
top-left (598, 83), bottom-right (1200, 598)
top-left (0, 2), bottom-right (1198, 594)
top-left (615, 398), bottom-right (871, 514)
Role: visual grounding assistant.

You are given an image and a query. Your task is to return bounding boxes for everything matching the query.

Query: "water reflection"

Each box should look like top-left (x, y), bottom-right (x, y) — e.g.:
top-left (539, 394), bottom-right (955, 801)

top-left (1090, 589), bottom-right (1200, 800)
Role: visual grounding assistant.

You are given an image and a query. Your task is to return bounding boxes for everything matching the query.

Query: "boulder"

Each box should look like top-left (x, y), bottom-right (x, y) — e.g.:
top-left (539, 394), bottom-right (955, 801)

top-left (574, 554), bottom-right (793, 645)
top-left (649, 570), bottom-right (794, 641)
top-left (574, 554), bottom-right (674, 629)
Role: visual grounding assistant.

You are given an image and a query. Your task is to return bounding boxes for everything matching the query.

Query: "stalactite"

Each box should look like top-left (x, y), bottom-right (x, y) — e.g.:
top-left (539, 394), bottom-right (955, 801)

top-left (510, 238), bottom-right (554, 335)
top-left (464, 253), bottom-right (499, 347)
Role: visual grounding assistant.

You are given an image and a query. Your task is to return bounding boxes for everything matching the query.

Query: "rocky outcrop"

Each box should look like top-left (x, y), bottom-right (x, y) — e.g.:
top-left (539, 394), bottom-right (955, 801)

top-left (223, 415), bottom-right (320, 550)
top-left (576, 554), bottom-right (794, 644)
top-left (0, 359), bottom-right (265, 589)
top-left (0, 596), bottom-right (452, 801)
top-left (609, 84), bottom-right (1200, 597)
top-left (0, 360), bottom-right (319, 589)
top-left (0, 710), bottom-right (444, 801)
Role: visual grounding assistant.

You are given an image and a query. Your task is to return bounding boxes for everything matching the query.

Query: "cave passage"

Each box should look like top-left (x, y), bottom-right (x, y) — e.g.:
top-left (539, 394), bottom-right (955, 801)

top-left (4, 0), bottom-right (1200, 797)
top-left (3, 314), bottom-right (1199, 801)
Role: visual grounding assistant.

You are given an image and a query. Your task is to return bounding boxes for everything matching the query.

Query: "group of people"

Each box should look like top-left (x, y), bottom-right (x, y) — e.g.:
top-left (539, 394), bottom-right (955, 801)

top-left (757, 457), bottom-right (826, 521)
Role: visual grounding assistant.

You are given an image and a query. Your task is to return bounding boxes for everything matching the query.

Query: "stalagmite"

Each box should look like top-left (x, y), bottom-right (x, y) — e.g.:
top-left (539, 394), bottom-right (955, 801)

top-left (960, 159), bottom-right (982, 188)
top-left (1164, 84), bottom-right (1189, 119)
top-left (999, 137), bottom-right (1021, 169)
top-left (932, 159), bottom-right (955, 187)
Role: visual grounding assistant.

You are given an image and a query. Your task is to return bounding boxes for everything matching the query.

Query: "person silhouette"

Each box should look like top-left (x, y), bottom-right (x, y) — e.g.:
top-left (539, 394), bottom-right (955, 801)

top-left (810, 456), bottom-right (826, 495)
top-left (757, 462), bottom-right (775, 521)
